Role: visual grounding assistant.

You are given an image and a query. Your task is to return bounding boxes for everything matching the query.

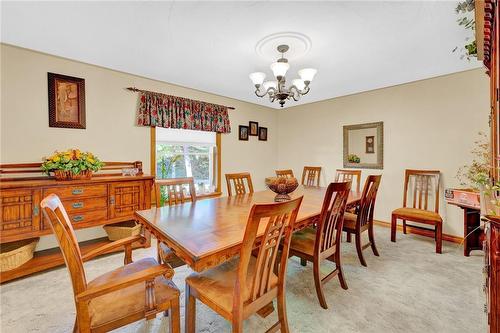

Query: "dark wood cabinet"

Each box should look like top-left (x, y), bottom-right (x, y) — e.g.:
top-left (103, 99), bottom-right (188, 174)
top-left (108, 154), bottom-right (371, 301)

top-left (0, 162), bottom-right (153, 283)
top-left (477, 1), bottom-right (500, 331)
top-left (485, 216), bottom-right (500, 332)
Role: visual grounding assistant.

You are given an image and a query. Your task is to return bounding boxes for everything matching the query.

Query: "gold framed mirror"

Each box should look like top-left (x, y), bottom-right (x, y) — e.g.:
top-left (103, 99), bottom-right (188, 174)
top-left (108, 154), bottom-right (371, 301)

top-left (343, 122), bottom-right (383, 169)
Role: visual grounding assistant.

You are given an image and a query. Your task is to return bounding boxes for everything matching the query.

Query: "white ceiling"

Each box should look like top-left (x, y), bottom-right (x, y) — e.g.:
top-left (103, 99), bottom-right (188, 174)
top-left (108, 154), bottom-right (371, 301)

top-left (1, 1), bottom-right (482, 109)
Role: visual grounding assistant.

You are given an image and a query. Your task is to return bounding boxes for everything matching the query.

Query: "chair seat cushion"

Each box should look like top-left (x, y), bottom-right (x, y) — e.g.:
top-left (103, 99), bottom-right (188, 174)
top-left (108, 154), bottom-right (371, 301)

top-left (159, 242), bottom-right (186, 268)
top-left (186, 256), bottom-right (277, 314)
top-left (392, 207), bottom-right (442, 223)
top-left (290, 227), bottom-right (318, 257)
top-left (87, 257), bottom-right (179, 329)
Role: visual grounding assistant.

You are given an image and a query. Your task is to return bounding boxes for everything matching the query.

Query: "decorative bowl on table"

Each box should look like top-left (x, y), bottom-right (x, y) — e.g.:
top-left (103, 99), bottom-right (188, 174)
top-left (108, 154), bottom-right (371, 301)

top-left (265, 177), bottom-right (299, 202)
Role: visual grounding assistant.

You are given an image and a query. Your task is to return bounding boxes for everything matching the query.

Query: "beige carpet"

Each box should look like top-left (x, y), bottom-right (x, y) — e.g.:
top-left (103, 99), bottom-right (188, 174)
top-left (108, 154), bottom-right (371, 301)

top-left (0, 227), bottom-right (486, 333)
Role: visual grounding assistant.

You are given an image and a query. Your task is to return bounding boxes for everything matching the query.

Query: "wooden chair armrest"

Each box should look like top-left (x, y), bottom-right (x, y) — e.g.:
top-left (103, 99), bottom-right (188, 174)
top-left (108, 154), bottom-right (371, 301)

top-left (82, 235), bottom-right (145, 262)
top-left (76, 264), bottom-right (173, 302)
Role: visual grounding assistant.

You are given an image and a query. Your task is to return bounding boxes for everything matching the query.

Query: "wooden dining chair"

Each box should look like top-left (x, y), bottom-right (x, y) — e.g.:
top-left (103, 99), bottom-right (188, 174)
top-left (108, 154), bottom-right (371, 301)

top-left (154, 177), bottom-right (196, 268)
top-left (225, 172), bottom-right (254, 196)
top-left (275, 169), bottom-right (294, 178)
top-left (155, 177), bottom-right (196, 207)
top-left (301, 166), bottom-right (321, 186)
top-left (343, 175), bottom-right (382, 266)
top-left (335, 169), bottom-right (362, 193)
top-left (185, 196), bottom-right (303, 333)
top-left (391, 169), bottom-right (443, 253)
top-left (289, 181), bottom-right (351, 309)
top-left (40, 194), bottom-right (180, 333)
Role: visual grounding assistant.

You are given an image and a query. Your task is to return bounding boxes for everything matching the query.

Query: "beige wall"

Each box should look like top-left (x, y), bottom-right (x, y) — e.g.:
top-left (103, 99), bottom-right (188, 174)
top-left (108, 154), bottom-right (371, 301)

top-left (0, 44), bottom-right (279, 249)
top-left (277, 68), bottom-right (490, 237)
top-left (1, 43), bottom-right (490, 249)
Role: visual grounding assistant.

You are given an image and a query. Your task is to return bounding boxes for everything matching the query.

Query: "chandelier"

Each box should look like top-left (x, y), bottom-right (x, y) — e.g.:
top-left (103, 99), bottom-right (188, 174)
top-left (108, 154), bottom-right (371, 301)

top-left (249, 44), bottom-right (317, 107)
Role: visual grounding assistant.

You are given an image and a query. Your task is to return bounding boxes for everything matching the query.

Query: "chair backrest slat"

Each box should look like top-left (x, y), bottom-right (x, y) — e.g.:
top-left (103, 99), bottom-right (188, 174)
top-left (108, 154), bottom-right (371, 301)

top-left (155, 177), bottom-right (196, 207)
top-left (40, 194), bottom-right (87, 296)
top-left (275, 169), bottom-right (294, 178)
top-left (356, 175), bottom-right (382, 228)
top-left (315, 182), bottom-right (351, 255)
top-left (335, 169), bottom-right (362, 193)
top-left (301, 166), bottom-right (321, 186)
top-left (225, 172), bottom-right (254, 196)
top-left (403, 169), bottom-right (440, 213)
top-left (235, 197), bottom-right (303, 306)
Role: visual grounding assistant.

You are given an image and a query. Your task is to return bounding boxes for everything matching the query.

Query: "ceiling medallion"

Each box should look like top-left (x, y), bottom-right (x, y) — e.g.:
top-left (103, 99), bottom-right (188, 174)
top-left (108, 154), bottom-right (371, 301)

top-left (255, 32), bottom-right (312, 61)
top-left (249, 44), bottom-right (317, 107)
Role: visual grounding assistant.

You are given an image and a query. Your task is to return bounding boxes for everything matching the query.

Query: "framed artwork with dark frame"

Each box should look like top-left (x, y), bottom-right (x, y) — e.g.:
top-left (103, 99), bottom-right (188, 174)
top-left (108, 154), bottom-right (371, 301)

top-left (48, 72), bottom-right (86, 129)
top-left (258, 127), bottom-right (268, 141)
top-left (249, 121), bottom-right (259, 136)
top-left (239, 125), bottom-right (249, 141)
top-left (366, 136), bottom-right (375, 153)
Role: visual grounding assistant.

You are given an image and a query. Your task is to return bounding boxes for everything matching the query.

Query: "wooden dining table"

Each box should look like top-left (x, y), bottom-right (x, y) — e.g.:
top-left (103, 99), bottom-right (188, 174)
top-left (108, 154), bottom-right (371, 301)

top-left (135, 185), bottom-right (361, 273)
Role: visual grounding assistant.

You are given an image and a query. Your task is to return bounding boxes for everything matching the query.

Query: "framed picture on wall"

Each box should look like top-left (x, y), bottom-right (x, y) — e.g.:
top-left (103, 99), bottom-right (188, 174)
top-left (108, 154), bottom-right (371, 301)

top-left (258, 127), bottom-right (268, 141)
top-left (249, 121), bottom-right (259, 136)
top-left (48, 72), bottom-right (86, 129)
top-left (239, 125), bottom-right (249, 141)
top-left (366, 136), bottom-right (375, 153)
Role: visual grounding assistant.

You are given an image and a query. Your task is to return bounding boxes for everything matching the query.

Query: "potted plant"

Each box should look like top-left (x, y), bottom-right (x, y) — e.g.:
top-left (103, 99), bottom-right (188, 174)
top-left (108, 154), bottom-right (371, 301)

top-left (348, 154), bottom-right (360, 163)
top-left (41, 149), bottom-right (104, 180)
top-left (451, 133), bottom-right (500, 215)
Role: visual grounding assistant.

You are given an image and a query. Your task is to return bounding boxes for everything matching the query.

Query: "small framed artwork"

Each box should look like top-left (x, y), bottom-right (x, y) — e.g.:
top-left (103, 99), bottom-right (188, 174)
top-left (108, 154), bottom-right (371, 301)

top-left (249, 121), bottom-right (259, 136)
top-left (258, 127), bottom-right (268, 141)
top-left (239, 125), bottom-right (249, 141)
top-left (366, 136), bottom-right (375, 153)
top-left (48, 72), bottom-right (86, 129)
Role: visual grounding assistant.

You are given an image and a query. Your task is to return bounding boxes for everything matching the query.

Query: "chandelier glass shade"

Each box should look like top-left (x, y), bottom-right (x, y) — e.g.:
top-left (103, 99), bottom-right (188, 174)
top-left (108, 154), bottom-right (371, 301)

top-left (249, 44), bottom-right (317, 107)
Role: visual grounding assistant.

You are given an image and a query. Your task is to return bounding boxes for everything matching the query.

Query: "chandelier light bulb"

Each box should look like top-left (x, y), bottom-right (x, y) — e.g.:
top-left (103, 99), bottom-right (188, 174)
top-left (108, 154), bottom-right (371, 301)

top-left (270, 62), bottom-right (290, 79)
top-left (298, 68), bottom-right (317, 83)
top-left (263, 81), bottom-right (277, 91)
top-left (249, 72), bottom-right (266, 86)
top-left (292, 79), bottom-right (306, 91)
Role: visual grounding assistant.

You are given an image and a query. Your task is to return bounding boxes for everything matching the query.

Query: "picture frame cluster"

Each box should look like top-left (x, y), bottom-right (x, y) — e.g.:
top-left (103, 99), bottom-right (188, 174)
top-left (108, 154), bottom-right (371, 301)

top-left (239, 121), bottom-right (267, 141)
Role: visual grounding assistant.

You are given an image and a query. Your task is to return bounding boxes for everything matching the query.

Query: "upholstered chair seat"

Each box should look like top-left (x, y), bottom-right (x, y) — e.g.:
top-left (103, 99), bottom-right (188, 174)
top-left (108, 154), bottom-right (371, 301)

top-left (87, 257), bottom-right (179, 330)
top-left (186, 256), bottom-right (278, 316)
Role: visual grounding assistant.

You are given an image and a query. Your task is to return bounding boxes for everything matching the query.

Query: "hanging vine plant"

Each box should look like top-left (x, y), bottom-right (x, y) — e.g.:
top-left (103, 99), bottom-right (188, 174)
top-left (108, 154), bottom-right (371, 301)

top-left (452, 0), bottom-right (477, 60)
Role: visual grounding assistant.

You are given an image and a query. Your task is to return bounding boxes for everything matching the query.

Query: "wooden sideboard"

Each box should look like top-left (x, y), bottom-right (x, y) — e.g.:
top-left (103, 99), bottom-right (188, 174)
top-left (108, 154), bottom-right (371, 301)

top-left (0, 161), bottom-right (154, 283)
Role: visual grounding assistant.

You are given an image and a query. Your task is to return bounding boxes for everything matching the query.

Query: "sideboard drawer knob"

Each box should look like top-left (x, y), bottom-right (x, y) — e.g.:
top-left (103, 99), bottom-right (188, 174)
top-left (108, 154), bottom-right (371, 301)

top-left (72, 189), bottom-right (84, 195)
top-left (72, 215), bottom-right (84, 222)
top-left (72, 202), bottom-right (84, 209)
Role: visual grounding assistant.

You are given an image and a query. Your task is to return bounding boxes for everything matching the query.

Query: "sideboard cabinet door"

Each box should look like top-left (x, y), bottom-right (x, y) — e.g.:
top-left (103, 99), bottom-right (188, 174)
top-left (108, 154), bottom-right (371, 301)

top-left (0, 189), bottom-right (41, 239)
top-left (109, 182), bottom-right (145, 220)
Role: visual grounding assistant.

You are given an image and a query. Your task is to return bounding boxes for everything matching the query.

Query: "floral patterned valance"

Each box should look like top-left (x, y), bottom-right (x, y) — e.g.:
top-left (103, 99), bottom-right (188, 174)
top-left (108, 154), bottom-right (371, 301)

top-left (136, 91), bottom-right (231, 133)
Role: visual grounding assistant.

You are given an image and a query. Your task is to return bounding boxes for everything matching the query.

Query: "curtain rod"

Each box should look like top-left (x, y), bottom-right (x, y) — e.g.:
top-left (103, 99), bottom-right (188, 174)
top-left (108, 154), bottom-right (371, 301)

top-left (126, 87), bottom-right (235, 110)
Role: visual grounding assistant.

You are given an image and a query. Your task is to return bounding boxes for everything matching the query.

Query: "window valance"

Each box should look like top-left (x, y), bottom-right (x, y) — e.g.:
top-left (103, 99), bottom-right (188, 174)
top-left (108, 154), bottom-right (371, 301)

top-left (135, 90), bottom-right (232, 134)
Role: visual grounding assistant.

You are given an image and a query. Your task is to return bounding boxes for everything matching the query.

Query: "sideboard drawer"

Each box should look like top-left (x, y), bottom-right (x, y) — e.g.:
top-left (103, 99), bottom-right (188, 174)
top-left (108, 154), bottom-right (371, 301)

top-left (43, 185), bottom-right (108, 199)
top-left (68, 209), bottom-right (108, 225)
top-left (62, 197), bottom-right (108, 214)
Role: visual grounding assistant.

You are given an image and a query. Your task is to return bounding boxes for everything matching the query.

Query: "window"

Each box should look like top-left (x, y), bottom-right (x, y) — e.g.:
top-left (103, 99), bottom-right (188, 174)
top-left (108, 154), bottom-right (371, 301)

top-left (154, 127), bottom-right (220, 195)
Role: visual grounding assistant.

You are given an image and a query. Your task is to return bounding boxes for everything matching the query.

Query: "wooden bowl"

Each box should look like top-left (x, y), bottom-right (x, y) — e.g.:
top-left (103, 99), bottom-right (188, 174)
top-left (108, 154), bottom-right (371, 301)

top-left (265, 177), bottom-right (299, 202)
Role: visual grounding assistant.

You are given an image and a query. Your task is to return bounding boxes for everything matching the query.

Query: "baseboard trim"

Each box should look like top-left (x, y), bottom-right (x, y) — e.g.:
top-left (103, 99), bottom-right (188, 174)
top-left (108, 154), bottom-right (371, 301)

top-left (373, 220), bottom-right (463, 244)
